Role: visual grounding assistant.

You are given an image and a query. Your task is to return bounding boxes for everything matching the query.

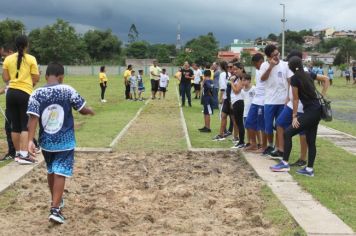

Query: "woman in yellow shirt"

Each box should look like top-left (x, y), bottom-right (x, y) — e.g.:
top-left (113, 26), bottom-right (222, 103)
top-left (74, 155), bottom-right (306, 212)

top-left (2, 35), bottom-right (40, 164)
top-left (99, 66), bottom-right (108, 102)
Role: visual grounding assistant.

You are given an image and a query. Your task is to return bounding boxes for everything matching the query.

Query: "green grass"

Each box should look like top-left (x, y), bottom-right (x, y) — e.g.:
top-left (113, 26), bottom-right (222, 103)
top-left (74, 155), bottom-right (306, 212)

top-left (289, 137), bottom-right (356, 231)
top-left (0, 75), bottom-right (149, 149)
top-left (321, 77), bottom-right (356, 136)
top-left (260, 185), bottom-right (306, 236)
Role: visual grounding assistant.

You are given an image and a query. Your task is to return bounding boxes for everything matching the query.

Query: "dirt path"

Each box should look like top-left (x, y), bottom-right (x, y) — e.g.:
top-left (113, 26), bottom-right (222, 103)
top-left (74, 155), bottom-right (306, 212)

top-left (0, 86), bottom-right (282, 235)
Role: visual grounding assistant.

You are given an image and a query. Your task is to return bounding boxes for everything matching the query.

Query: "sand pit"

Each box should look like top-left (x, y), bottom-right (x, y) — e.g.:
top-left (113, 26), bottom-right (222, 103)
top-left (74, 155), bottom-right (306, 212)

top-left (0, 151), bottom-right (277, 235)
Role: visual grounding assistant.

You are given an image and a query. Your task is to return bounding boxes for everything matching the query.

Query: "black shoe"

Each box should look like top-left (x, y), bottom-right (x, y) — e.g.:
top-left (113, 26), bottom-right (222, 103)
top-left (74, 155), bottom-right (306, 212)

top-left (244, 143), bottom-right (251, 148)
top-left (270, 150), bottom-right (284, 159)
top-left (200, 127), bottom-right (211, 133)
top-left (188, 104), bottom-right (192, 107)
top-left (0, 153), bottom-right (15, 161)
top-left (262, 146), bottom-right (274, 156)
top-left (49, 207), bottom-right (65, 224)
top-left (290, 159), bottom-right (307, 167)
top-left (198, 127), bottom-right (206, 131)
top-left (223, 130), bottom-right (232, 138)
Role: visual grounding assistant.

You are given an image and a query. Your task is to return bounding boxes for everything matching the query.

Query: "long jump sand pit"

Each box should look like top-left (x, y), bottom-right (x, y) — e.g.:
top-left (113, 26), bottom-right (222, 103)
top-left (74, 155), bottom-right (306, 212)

top-left (0, 151), bottom-right (278, 235)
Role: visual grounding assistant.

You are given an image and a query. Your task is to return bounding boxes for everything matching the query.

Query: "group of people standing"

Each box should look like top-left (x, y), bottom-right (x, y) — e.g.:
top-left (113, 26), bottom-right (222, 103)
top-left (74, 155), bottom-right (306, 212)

top-left (186, 44), bottom-right (330, 177)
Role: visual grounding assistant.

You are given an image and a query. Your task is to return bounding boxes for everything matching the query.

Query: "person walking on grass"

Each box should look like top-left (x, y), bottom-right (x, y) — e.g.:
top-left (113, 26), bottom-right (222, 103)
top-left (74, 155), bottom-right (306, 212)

top-left (99, 66), bottom-right (108, 102)
top-left (270, 56), bottom-right (329, 177)
top-left (158, 68), bottom-right (169, 99)
top-left (199, 70), bottom-right (214, 133)
top-left (180, 61), bottom-right (194, 107)
top-left (124, 65), bottom-right (132, 100)
top-left (150, 60), bottom-right (161, 99)
top-left (27, 62), bottom-right (94, 224)
top-left (2, 35), bottom-right (40, 164)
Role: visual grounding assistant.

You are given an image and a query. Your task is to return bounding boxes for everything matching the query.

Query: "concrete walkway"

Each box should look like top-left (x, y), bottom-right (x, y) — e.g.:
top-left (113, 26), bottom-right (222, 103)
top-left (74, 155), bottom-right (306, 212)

top-left (0, 155), bottom-right (44, 194)
top-left (318, 124), bottom-right (356, 155)
top-left (244, 152), bottom-right (355, 236)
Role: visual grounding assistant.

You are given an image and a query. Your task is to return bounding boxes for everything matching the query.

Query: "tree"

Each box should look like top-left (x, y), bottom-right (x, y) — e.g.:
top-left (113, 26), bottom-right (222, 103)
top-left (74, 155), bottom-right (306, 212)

top-left (28, 19), bottom-right (88, 64)
top-left (176, 32), bottom-right (219, 65)
top-left (83, 29), bottom-right (122, 61)
top-left (0, 18), bottom-right (25, 50)
top-left (267, 33), bottom-right (278, 41)
top-left (147, 44), bottom-right (176, 63)
top-left (128, 24), bottom-right (139, 43)
top-left (240, 51), bottom-right (252, 66)
top-left (126, 41), bottom-right (149, 59)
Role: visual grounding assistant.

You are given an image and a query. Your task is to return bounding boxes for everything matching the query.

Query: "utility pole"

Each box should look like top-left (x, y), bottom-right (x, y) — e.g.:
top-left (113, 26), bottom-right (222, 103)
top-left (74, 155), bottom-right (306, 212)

top-left (280, 3), bottom-right (287, 59)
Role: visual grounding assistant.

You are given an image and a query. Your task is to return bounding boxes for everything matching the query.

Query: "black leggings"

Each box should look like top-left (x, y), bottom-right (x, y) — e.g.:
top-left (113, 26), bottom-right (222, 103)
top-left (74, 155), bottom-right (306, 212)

top-left (232, 100), bottom-right (245, 143)
top-left (100, 82), bottom-right (107, 99)
top-left (283, 108), bottom-right (321, 168)
top-left (6, 88), bottom-right (30, 133)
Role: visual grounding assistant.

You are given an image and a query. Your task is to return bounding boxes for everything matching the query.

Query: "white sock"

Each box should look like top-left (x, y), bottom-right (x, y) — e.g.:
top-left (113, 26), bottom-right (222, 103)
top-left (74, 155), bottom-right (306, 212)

top-left (306, 167), bottom-right (313, 172)
top-left (20, 151), bottom-right (28, 157)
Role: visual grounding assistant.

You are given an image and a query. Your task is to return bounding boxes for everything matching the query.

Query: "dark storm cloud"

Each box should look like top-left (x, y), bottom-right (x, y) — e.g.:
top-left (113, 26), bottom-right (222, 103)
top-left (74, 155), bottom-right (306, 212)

top-left (0, 0), bottom-right (355, 46)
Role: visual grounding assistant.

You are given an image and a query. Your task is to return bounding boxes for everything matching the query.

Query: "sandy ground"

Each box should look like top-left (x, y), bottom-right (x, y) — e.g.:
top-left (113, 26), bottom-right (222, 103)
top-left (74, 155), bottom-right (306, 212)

top-left (0, 151), bottom-right (278, 236)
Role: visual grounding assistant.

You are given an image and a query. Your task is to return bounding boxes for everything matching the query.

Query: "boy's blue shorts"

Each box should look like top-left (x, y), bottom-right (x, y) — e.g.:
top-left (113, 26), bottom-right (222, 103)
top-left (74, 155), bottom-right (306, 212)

top-left (276, 106), bottom-right (305, 135)
top-left (245, 104), bottom-right (265, 131)
top-left (42, 149), bottom-right (75, 177)
top-left (264, 104), bottom-right (284, 135)
top-left (203, 103), bottom-right (213, 115)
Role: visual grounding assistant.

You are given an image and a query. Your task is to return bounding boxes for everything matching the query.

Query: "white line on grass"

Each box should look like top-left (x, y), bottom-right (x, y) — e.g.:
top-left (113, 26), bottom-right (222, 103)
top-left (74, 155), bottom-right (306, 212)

top-left (109, 99), bottom-right (150, 147)
top-left (175, 84), bottom-right (192, 149)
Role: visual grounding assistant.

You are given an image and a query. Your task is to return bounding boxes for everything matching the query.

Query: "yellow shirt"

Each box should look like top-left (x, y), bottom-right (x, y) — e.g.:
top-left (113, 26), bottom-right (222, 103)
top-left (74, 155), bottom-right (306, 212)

top-left (124, 69), bottom-right (131, 81)
top-left (99, 72), bottom-right (108, 83)
top-left (149, 65), bottom-right (161, 80)
top-left (3, 53), bottom-right (39, 95)
top-left (210, 69), bottom-right (214, 80)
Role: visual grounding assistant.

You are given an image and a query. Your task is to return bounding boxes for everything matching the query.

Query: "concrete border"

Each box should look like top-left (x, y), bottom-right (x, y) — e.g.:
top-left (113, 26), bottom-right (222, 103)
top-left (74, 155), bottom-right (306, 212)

top-left (75, 147), bottom-right (113, 153)
top-left (109, 99), bottom-right (150, 148)
top-left (175, 84), bottom-right (192, 149)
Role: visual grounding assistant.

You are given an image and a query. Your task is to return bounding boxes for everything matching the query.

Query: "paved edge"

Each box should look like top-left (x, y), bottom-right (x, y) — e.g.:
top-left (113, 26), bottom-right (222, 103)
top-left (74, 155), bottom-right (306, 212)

top-left (0, 155), bottom-right (44, 195)
top-left (243, 152), bottom-right (355, 236)
top-left (75, 147), bottom-right (113, 153)
top-left (175, 84), bottom-right (192, 149)
top-left (109, 99), bottom-right (150, 148)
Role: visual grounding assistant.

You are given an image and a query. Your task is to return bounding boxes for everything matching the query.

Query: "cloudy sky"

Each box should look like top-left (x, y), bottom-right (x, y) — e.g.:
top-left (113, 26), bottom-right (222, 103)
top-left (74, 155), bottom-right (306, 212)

top-left (0, 0), bottom-right (354, 46)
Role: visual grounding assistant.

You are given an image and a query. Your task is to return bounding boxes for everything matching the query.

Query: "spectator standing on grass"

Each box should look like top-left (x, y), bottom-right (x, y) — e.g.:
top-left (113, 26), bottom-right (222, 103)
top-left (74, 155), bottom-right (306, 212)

top-left (344, 67), bottom-right (351, 85)
top-left (270, 56), bottom-right (329, 177)
top-left (158, 69), bottom-right (169, 99)
top-left (327, 65), bottom-right (334, 86)
top-left (124, 65), bottom-right (132, 100)
top-left (99, 66), bottom-right (108, 103)
top-left (129, 70), bottom-right (138, 101)
top-left (180, 61), bottom-right (194, 107)
top-left (240, 74), bottom-right (255, 149)
top-left (137, 70), bottom-right (145, 101)
top-left (212, 62), bottom-right (220, 109)
top-left (192, 63), bottom-right (202, 99)
top-left (27, 62), bottom-right (94, 224)
top-left (2, 35), bottom-right (40, 164)
top-left (149, 60), bottom-right (161, 99)
top-left (352, 62), bottom-right (356, 85)
top-left (198, 70), bottom-right (214, 133)
top-left (260, 44), bottom-right (293, 156)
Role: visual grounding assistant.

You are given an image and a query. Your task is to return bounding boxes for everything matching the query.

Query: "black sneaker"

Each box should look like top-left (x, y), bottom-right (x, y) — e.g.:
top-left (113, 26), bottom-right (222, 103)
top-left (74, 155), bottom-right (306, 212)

top-left (49, 207), bottom-right (65, 224)
top-left (212, 134), bottom-right (225, 141)
top-left (0, 153), bottom-right (15, 161)
top-left (290, 159), bottom-right (307, 167)
top-left (200, 127), bottom-right (211, 133)
top-left (17, 155), bottom-right (37, 165)
top-left (262, 146), bottom-right (274, 156)
top-left (231, 142), bottom-right (245, 149)
top-left (270, 150), bottom-right (284, 159)
top-left (223, 130), bottom-right (232, 138)
top-left (198, 127), bottom-right (206, 131)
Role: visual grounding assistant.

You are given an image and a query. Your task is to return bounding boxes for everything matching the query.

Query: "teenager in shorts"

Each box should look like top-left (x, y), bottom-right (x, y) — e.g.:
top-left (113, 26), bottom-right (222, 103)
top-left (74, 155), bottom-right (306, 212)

top-left (27, 62), bottom-right (94, 224)
top-left (158, 69), bottom-right (169, 99)
top-left (198, 70), bottom-right (214, 133)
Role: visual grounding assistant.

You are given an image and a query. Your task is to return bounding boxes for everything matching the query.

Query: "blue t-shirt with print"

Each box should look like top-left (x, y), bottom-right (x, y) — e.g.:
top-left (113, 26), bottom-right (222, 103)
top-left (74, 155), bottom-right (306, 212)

top-left (27, 84), bottom-right (86, 152)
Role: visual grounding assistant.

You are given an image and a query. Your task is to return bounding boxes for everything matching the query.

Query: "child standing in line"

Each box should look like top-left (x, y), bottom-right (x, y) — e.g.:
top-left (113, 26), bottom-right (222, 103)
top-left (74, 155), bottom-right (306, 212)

top-left (129, 70), bottom-right (137, 101)
top-left (193, 63), bottom-right (202, 99)
top-left (158, 68), bottom-right (169, 99)
top-left (27, 62), bottom-right (94, 224)
top-left (198, 70), bottom-right (214, 133)
top-left (137, 70), bottom-right (145, 101)
top-left (99, 66), bottom-right (108, 102)
top-left (241, 74), bottom-right (255, 148)
top-left (344, 68), bottom-right (351, 84)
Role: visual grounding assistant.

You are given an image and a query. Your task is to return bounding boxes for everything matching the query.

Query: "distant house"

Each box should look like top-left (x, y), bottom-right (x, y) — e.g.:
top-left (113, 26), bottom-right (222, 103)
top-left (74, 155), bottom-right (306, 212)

top-left (217, 51), bottom-right (240, 62)
top-left (313, 27), bottom-right (335, 39)
top-left (332, 31), bottom-right (356, 38)
top-left (303, 36), bottom-right (321, 48)
top-left (230, 39), bottom-right (265, 54)
top-left (311, 53), bottom-right (335, 65)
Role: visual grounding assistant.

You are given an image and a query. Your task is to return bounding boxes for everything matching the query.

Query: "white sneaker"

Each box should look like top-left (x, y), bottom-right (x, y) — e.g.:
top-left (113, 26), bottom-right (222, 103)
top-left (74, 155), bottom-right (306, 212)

top-left (101, 99), bottom-right (107, 103)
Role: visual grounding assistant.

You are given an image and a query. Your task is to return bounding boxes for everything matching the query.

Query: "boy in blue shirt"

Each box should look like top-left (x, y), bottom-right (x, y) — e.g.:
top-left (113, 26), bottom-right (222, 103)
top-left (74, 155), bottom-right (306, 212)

top-left (198, 70), bottom-right (214, 133)
top-left (27, 62), bottom-right (94, 224)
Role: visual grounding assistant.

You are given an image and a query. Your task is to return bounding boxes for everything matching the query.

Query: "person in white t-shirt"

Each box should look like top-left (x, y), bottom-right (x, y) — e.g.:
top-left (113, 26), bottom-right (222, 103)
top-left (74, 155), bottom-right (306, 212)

top-left (158, 69), bottom-right (169, 99)
top-left (259, 44), bottom-right (293, 155)
top-left (245, 53), bottom-right (266, 152)
top-left (192, 63), bottom-right (202, 99)
top-left (241, 74), bottom-right (255, 148)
